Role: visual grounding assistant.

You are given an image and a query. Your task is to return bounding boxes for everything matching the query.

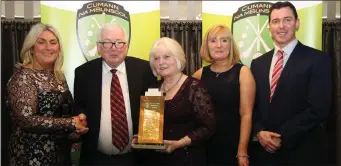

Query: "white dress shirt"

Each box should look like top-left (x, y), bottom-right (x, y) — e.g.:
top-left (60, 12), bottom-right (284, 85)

top-left (269, 39), bottom-right (298, 84)
top-left (98, 60), bottom-right (133, 155)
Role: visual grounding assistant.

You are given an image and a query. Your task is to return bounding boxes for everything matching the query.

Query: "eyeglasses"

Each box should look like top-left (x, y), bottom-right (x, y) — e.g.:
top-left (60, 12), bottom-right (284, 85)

top-left (98, 41), bottom-right (126, 49)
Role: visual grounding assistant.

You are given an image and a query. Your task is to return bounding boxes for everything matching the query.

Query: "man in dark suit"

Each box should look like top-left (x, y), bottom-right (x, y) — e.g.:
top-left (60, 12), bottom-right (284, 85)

top-left (73, 24), bottom-right (157, 165)
top-left (250, 2), bottom-right (332, 166)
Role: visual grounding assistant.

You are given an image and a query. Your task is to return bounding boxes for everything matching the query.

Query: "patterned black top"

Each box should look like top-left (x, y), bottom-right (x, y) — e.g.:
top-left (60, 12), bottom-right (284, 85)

top-left (7, 67), bottom-right (76, 166)
top-left (140, 77), bottom-right (216, 166)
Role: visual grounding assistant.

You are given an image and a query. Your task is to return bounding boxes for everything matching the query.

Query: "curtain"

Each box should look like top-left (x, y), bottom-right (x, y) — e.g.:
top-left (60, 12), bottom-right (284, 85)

top-left (161, 21), bottom-right (202, 76)
top-left (322, 19), bottom-right (341, 166)
top-left (1, 19), bottom-right (40, 166)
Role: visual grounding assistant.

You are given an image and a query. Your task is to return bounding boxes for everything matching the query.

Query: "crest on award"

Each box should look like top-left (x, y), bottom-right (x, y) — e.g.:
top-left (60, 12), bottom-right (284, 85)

top-left (76, 1), bottom-right (131, 61)
top-left (232, 2), bottom-right (274, 66)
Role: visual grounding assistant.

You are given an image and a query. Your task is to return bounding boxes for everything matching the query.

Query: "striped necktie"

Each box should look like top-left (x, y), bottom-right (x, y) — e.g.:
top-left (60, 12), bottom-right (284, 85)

top-left (270, 50), bottom-right (284, 102)
top-left (110, 69), bottom-right (129, 151)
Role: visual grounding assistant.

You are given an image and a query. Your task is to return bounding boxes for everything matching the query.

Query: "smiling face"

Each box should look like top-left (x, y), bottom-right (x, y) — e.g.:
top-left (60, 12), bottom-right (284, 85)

top-left (97, 25), bottom-right (128, 68)
top-left (152, 51), bottom-right (179, 78)
top-left (31, 30), bottom-right (60, 69)
top-left (208, 31), bottom-right (230, 62)
top-left (269, 6), bottom-right (300, 48)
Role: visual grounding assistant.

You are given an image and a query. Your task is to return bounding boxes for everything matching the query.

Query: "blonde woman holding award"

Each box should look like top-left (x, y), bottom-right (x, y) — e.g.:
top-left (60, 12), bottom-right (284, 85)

top-left (137, 37), bottom-right (216, 166)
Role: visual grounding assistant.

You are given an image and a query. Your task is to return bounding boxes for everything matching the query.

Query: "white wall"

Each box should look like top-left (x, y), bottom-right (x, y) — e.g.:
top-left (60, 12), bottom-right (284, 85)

top-left (1, 1), bottom-right (340, 20)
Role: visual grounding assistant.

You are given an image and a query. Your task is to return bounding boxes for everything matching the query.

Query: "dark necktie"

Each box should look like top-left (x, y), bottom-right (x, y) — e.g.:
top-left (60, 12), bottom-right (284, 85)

top-left (110, 69), bottom-right (129, 151)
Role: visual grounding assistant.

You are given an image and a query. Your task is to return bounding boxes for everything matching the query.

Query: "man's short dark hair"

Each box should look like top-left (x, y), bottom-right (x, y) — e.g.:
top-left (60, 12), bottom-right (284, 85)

top-left (269, 1), bottom-right (298, 21)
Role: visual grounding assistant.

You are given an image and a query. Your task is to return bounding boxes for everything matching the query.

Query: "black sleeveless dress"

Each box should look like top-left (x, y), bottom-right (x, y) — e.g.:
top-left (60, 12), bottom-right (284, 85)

top-left (201, 63), bottom-right (244, 166)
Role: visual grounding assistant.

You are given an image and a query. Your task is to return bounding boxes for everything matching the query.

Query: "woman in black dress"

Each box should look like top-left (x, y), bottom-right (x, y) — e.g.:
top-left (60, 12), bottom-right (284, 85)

top-left (193, 24), bottom-right (256, 166)
top-left (137, 37), bottom-right (216, 166)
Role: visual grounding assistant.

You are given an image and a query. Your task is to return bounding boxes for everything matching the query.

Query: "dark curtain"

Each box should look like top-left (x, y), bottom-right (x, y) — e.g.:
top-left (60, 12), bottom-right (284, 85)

top-left (1, 19), bottom-right (40, 166)
top-left (323, 19), bottom-right (341, 166)
top-left (161, 21), bottom-right (202, 76)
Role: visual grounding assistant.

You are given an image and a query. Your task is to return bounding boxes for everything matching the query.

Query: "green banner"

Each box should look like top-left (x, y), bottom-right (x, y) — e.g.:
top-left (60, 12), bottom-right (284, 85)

top-left (41, 1), bottom-right (160, 92)
top-left (202, 1), bottom-right (322, 66)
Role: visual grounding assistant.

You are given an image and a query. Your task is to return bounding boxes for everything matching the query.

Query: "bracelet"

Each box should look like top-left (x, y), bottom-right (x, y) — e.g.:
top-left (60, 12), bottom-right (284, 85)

top-left (180, 138), bottom-right (187, 147)
top-left (236, 154), bottom-right (249, 158)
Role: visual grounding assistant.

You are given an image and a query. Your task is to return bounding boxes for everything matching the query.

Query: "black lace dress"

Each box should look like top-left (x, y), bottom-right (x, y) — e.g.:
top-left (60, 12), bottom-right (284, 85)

top-left (139, 77), bottom-right (216, 166)
top-left (7, 68), bottom-right (76, 166)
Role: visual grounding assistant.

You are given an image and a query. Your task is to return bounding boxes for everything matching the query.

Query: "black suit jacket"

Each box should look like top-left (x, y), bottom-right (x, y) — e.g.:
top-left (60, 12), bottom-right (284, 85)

top-left (73, 56), bottom-right (157, 165)
top-left (250, 41), bottom-right (332, 164)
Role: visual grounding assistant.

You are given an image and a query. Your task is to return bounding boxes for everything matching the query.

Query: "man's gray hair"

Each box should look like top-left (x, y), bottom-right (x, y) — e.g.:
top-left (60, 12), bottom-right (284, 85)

top-left (97, 23), bottom-right (128, 42)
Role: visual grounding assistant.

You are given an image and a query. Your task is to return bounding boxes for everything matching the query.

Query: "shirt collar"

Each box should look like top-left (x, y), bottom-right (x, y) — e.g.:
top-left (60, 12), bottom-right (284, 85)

top-left (274, 39), bottom-right (298, 56)
top-left (102, 60), bottom-right (126, 75)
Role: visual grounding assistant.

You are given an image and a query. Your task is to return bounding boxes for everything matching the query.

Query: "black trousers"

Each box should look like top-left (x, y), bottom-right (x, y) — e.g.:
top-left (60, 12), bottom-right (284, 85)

top-left (91, 151), bottom-right (134, 166)
top-left (249, 136), bottom-right (328, 166)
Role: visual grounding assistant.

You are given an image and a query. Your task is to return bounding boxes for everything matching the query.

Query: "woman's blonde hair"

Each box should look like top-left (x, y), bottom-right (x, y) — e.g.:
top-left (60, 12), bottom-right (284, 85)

top-left (17, 23), bottom-right (65, 83)
top-left (201, 24), bottom-right (240, 65)
top-left (149, 37), bottom-right (186, 76)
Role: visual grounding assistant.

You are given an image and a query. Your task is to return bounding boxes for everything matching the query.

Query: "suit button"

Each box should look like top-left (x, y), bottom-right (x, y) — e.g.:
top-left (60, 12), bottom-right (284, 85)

top-left (169, 130), bottom-right (172, 132)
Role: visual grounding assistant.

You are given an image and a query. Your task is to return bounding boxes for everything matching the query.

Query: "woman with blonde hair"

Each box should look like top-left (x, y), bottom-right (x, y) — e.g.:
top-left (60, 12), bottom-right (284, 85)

top-left (193, 24), bottom-right (255, 166)
top-left (137, 37), bottom-right (216, 166)
top-left (7, 23), bottom-right (88, 166)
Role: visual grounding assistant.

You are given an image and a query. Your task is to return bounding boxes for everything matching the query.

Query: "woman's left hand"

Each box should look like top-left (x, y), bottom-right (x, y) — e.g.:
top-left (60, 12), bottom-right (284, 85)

top-left (163, 140), bottom-right (183, 154)
top-left (237, 156), bottom-right (249, 166)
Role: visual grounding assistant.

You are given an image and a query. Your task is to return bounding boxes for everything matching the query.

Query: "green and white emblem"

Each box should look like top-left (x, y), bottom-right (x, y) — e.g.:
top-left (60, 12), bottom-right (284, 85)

top-left (76, 1), bottom-right (131, 61)
top-left (232, 2), bottom-right (274, 66)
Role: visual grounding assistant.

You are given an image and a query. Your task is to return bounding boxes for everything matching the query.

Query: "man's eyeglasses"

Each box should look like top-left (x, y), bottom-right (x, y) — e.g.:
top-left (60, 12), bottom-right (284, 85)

top-left (98, 41), bottom-right (126, 49)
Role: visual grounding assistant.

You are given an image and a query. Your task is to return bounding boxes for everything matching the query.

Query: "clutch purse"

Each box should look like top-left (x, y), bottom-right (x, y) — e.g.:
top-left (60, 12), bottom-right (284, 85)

top-left (56, 90), bottom-right (75, 118)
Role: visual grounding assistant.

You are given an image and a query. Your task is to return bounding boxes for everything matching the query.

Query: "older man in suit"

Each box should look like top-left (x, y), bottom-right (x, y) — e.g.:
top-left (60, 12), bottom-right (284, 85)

top-left (250, 1), bottom-right (332, 166)
top-left (74, 24), bottom-right (157, 165)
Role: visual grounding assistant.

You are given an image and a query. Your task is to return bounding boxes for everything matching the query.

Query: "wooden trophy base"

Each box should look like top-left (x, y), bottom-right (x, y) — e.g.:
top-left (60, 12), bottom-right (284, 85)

top-left (131, 143), bottom-right (166, 150)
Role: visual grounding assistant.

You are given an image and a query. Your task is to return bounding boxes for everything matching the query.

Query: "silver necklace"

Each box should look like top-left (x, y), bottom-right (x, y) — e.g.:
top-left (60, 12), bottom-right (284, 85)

top-left (212, 64), bottom-right (234, 78)
top-left (161, 73), bottom-right (183, 94)
top-left (215, 72), bottom-right (222, 78)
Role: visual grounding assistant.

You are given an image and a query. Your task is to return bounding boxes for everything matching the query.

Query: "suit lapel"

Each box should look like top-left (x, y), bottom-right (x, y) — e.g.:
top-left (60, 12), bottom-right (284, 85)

top-left (273, 42), bottom-right (302, 100)
top-left (125, 57), bottom-right (141, 132)
top-left (91, 58), bottom-right (103, 132)
top-left (125, 57), bottom-right (139, 105)
top-left (263, 50), bottom-right (274, 103)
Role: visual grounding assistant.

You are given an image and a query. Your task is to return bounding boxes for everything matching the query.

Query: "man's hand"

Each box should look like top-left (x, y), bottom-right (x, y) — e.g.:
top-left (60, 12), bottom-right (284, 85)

top-left (73, 115), bottom-right (89, 135)
top-left (272, 137), bottom-right (281, 147)
top-left (257, 131), bottom-right (281, 153)
top-left (78, 113), bottom-right (87, 126)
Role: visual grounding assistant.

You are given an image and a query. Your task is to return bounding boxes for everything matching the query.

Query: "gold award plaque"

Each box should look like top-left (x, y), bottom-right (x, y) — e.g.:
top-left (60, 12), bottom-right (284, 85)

top-left (132, 96), bottom-right (166, 149)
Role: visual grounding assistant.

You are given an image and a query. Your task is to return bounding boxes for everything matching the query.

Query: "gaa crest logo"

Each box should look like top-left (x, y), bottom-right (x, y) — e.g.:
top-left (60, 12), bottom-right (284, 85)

top-left (76, 1), bottom-right (131, 61)
top-left (232, 2), bottom-right (274, 66)
top-left (144, 102), bottom-right (150, 109)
